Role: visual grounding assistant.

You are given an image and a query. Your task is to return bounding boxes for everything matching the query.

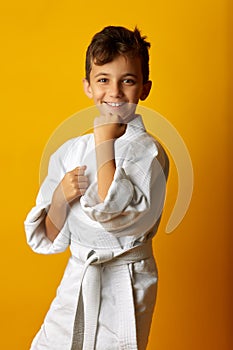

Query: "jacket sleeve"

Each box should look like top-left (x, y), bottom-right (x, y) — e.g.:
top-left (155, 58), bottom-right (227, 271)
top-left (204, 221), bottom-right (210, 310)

top-left (24, 140), bottom-right (74, 254)
top-left (80, 139), bottom-right (169, 233)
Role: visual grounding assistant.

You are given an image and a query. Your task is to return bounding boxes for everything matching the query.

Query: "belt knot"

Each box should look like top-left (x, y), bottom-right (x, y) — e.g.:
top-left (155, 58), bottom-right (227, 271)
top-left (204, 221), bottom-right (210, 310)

top-left (87, 249), bottom-right (114, 264)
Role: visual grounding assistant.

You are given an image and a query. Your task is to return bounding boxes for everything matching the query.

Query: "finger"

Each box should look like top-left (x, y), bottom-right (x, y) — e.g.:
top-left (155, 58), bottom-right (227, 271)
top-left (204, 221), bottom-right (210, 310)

top-left (78, 175), bottom-right (89, 183)
top-left (94, 114), bottom-right (122, 126)
top-left (110, 114), bottom-right (122, 123)
top-left (78, 181), bottom-right (89, 189)
top-left (73, 165), bottom-right (87, 176)
top-left (79, 188), bottom-right (87, 195)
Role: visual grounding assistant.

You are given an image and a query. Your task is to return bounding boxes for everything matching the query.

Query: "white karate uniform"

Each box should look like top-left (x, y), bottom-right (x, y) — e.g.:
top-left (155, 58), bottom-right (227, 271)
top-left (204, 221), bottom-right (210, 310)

top-left (25, 115), bottom-right (169, 350)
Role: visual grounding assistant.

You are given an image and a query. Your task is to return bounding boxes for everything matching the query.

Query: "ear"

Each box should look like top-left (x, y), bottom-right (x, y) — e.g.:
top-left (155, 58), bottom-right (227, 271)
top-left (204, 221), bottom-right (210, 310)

top-left (83, 78), bottom-right (93, 99)
top-left (140, 80), bottom-right (152, 101)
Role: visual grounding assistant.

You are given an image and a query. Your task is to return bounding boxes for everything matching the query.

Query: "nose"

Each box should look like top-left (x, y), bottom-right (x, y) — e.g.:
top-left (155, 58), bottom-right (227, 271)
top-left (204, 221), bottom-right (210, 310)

top-left (109, 81), bottom-right (124, 98)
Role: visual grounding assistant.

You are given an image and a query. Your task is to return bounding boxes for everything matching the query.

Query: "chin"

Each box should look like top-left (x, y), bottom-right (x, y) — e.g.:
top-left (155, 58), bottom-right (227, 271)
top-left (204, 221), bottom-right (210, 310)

top-left (97, 103), bottom-right (137, 123)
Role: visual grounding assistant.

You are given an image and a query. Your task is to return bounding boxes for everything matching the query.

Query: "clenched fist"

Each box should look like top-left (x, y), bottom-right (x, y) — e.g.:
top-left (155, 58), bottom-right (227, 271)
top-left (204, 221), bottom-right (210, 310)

top-left (52, 165), bottom-right (88, 207)
top-left (94, 114), bottom-right (126, 144)
top-left (45, 166), bottom-right (88, 241)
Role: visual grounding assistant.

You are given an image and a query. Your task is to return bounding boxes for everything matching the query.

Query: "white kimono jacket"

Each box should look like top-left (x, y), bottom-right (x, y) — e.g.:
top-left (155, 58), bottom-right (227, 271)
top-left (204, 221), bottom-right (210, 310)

top-left (25, 115), bottom-right (169, 350)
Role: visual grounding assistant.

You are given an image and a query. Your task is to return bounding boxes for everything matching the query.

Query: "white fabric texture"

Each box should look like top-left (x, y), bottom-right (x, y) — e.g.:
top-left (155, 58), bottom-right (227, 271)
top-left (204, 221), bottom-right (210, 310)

top-left (24, 115), bottom-right (169, 350)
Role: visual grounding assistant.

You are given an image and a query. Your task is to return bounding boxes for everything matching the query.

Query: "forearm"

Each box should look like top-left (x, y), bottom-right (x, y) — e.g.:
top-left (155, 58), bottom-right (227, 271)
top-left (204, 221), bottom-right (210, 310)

top-left (45, 201), bottom-right (68, 242)
top-left (95, 139), bottom-right (116, 201)
top-left (94, 114), bottom-right (126, 201)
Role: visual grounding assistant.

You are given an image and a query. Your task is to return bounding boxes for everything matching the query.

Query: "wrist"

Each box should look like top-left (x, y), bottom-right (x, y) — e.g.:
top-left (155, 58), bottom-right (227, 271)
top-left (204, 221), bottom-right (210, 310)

top-left (94, 133), bottom-right (116, 145)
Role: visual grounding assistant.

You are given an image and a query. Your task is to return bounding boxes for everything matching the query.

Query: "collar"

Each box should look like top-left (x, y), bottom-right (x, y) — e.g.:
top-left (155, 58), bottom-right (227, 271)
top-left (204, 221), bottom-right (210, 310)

top-left (118, 114), bottom-right (146, 142)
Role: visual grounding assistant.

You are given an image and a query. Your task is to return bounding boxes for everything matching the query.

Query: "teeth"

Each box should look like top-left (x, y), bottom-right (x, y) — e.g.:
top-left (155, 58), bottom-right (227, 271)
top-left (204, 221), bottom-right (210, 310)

top-left (107, 102), bottom-right (123, 107)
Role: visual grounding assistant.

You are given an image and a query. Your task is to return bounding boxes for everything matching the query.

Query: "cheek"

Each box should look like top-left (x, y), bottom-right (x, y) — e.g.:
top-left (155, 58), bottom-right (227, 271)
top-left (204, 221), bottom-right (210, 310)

top-left (92, 87), bottom-right (105, 101)
top-left (129, 86), bottom-right (143, 98)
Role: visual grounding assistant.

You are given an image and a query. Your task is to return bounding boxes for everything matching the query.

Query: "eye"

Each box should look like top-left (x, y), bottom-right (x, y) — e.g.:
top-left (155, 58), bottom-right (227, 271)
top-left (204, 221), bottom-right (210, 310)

top-left (122, 78), bottom-right (135, 85)
top-left (97, 78), bottom-right (108, 83)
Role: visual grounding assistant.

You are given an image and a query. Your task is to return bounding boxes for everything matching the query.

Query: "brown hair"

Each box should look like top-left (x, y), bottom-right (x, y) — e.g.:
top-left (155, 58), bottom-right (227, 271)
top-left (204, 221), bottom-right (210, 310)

top-left (85, 26), bottom-right (151, 84)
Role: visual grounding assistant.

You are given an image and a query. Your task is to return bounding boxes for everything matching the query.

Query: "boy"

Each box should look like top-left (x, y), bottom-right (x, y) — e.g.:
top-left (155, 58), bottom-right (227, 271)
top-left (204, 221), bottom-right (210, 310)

top-left (25, 26), bottom-right (169, 350)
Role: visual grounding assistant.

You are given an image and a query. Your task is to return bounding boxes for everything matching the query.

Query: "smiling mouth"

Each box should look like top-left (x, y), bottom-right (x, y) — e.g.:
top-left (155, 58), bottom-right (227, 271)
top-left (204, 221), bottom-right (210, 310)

top-left (104, 102), bottom-right (126, 107)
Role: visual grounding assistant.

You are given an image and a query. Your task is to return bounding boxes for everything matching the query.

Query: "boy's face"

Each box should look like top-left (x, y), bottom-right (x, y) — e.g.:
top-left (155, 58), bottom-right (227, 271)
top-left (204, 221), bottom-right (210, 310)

top-left (83, 55), bottom-right (151, 121)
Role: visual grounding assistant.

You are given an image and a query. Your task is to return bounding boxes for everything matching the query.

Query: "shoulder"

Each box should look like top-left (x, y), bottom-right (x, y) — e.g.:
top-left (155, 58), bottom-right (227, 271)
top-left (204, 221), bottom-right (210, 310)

top-left (151, 136), bottom-right (169, 179)
top-left (127, 115), bottom-right (169, 176)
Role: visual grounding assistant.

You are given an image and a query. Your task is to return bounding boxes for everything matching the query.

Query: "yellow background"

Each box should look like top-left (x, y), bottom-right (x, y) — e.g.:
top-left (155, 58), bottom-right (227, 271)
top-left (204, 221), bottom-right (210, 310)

top-left (0, 0), bottom-right (232, 349)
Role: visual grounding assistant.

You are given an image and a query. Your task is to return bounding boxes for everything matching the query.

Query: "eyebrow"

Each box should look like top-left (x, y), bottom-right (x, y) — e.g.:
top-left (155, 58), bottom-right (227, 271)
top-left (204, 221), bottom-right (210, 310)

top-left (94, 72), bottom-right (138, 78)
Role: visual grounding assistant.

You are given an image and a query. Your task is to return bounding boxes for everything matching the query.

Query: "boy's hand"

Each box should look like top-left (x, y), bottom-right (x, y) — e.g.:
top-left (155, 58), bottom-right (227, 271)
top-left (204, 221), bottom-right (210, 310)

top-left (52, 166), bottom-right (88, 207)
top-left (94, 114), bottom-right (126, 143)
top-left (45, 166), bottom-right (88, 242)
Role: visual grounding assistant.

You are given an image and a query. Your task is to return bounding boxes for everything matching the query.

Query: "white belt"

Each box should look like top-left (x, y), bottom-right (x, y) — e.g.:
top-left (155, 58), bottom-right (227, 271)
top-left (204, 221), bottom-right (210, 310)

top-left (70, 241), bottom-right (153, 350)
